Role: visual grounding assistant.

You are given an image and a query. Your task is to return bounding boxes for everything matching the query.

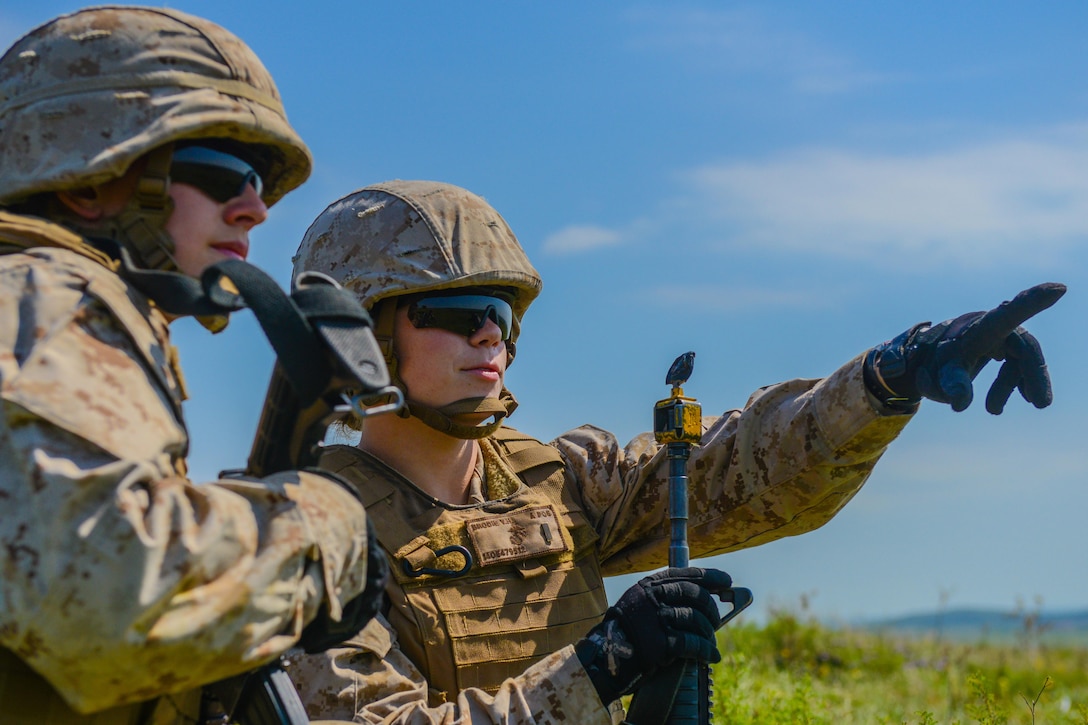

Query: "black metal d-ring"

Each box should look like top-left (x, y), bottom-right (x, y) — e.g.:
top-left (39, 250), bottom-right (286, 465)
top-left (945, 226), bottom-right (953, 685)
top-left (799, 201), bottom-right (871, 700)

top-left (402, 545), bottom-right (474, 578)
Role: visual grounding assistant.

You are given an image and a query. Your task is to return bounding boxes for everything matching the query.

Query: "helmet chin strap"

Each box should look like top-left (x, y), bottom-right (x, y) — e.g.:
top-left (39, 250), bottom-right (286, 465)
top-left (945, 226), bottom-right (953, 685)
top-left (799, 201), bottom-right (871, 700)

top-left (86, 145), bottom-right (179, 272)
top-left (67, 146), bottom-right (229, 333)
top-left (406, 389), bottom-right (519, 440)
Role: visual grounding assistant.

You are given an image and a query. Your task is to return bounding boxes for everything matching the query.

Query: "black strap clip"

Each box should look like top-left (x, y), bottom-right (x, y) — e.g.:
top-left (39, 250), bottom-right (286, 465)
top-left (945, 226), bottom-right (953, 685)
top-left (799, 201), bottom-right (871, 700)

top-left (402, 545), bottom-right (474, 578)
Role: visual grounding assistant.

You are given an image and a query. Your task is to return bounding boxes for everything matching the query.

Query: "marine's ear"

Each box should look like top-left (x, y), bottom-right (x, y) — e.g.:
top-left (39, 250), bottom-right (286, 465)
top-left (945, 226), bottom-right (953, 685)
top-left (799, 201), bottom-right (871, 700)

top-left (54, 156), bottom-right (149, 221)
top-left (55, 187), bottom-right (106, 220)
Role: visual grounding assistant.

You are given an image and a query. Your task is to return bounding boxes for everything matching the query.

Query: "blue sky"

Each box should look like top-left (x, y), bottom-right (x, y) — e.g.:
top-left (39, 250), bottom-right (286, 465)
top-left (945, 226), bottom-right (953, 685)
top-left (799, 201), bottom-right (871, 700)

top-left (4, 2), bottom-right (1086, 624)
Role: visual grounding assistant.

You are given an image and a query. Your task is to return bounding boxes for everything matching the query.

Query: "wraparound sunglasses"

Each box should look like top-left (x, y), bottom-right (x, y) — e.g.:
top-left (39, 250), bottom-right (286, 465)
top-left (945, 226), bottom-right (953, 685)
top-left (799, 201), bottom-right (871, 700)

top-left (170, 145), bottom-right (264, 203)
top-left (406, 294), bottom-right (514, 340)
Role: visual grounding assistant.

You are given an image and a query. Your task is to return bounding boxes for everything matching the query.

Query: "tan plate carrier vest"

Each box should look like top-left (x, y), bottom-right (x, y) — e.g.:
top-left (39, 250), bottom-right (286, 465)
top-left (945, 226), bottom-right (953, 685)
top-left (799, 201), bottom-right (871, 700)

top-left (319, 427), bottom-right (610, 706)
top-left (0, 213), bottom-right (193, 725)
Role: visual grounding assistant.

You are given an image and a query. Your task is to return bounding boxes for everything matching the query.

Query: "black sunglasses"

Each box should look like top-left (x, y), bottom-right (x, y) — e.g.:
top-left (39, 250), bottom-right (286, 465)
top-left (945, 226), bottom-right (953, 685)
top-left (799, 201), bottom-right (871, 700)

top-left (170, 146), bottom-right (264, 203)
top-left (406, 294), bottom-right (514, 340)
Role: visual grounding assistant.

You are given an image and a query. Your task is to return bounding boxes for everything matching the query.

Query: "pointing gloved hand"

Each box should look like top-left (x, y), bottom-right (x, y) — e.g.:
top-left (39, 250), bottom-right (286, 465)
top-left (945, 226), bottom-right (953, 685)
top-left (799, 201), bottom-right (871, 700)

top-left (863, 282), bottom-right (1066, 414)
top-left (574, 567), bottom-right (732, 706)
top-left (299, 516), bottom-right (390, 654)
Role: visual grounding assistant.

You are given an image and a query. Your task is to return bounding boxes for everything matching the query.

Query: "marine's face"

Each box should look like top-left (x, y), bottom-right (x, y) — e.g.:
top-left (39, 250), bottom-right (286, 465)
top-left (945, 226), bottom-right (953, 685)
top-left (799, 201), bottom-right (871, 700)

top-left (166, 146), bottom-right (268, 277)
top-left (166, 178), bottom-right (266, 277)
top-left (54, 145), bottom-right (268, 278)
top-left (393, 304), bottom-right (508, 410)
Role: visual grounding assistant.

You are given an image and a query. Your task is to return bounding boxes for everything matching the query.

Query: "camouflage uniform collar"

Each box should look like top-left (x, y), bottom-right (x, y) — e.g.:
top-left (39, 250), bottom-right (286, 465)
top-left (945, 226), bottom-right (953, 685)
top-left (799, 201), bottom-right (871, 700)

top-left (0, 209), bottom-right (118, 270)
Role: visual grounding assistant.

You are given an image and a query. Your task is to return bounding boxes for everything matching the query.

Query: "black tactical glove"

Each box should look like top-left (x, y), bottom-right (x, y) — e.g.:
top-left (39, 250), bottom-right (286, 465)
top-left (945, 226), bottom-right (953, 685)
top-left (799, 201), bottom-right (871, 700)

top-left (299, 516), bottom-right (390, 654)
top-left (574, 567), bottom-right (732, 706)
top-left (864, 282), bottom-right (1066, 414)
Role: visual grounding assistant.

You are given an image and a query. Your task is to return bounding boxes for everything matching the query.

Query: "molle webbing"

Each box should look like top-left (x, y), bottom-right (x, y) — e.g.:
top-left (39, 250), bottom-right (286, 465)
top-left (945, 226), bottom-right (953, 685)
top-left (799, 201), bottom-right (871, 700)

top-left (433, 560), bottom-right (608, 693)
top-left (388, 506), bottom-right (594, 585)
top-left (326, 437), bottom-right (592, 584)
top-left (316, 431), bottom-right (609, 697)
top-left (488, 425), bottom-right (567, 477)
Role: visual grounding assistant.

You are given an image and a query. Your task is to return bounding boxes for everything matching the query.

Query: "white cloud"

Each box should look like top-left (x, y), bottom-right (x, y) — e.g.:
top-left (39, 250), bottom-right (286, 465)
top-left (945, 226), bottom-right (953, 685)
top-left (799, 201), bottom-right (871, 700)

top-left (541, 224), bottom-right (623, 255)
top-left (539, 127), bottom-right (1088, 269)
top-left (684, 127), bottom-right (1088, 265)
top-left (623, 5), bottom-right (896, 94)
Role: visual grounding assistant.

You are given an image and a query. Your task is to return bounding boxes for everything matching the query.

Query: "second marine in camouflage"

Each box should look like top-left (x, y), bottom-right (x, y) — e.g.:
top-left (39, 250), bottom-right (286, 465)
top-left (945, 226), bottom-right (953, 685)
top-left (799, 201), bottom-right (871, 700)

top-left (286, 179), bottom-right (1061, 723)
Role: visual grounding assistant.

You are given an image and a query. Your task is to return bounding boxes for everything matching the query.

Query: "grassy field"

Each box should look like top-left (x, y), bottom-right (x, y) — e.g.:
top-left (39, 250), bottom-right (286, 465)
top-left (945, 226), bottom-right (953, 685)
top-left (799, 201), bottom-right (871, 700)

top-left (707, 607), bottom-right (1088, 724)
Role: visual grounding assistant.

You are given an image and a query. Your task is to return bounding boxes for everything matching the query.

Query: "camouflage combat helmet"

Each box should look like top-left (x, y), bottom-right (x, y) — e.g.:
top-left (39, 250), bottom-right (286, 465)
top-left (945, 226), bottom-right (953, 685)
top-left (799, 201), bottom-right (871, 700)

top-left (0, 5), bottom-right (311, 269)
top-left (293, 180), bottom-right (543, 438)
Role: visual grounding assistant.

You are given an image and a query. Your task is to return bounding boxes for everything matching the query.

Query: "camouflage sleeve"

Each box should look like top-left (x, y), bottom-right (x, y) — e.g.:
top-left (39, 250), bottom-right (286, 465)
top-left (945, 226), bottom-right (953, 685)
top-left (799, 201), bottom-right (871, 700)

top-left (552, 354), bottom-right (914, 576)
top-left (289, 615), bottom-right (611, 725)
top-left (0, 252), bottom-right (370, 714)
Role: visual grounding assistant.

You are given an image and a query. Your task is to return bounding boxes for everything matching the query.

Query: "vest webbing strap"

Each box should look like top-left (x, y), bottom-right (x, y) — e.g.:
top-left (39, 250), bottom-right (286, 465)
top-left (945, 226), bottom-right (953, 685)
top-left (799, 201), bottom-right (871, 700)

top-left (316, 446), bottom-right (447, 571)
top-left (316, 442), bottom-right (596, 585)
top-left (491, 428), bottom-right (566, 471)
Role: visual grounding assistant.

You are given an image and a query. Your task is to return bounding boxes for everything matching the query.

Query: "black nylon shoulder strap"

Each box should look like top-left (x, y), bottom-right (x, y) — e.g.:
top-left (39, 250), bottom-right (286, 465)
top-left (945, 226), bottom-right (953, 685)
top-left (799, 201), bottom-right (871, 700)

top-left (97, 246), bottom-right (389, 409)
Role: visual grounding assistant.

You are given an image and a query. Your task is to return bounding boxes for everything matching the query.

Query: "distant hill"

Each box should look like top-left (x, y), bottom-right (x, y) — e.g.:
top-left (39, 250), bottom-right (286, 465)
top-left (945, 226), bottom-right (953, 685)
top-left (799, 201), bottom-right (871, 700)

top-left (857, 608), bottom-right (1088, 643)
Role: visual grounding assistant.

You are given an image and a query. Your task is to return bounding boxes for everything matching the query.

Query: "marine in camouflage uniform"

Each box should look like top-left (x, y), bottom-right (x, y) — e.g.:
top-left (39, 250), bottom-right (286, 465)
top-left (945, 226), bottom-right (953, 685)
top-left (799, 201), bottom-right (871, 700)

top-left (286, 180), bottom-right (1063, 725)
top-left (0, 7), bottom-right (381, 724)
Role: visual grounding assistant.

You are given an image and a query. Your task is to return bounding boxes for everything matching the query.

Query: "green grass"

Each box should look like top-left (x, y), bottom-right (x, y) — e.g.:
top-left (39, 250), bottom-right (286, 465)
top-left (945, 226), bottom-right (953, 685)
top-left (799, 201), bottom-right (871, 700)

top-left (707, 608), bottom-right (1088, 724)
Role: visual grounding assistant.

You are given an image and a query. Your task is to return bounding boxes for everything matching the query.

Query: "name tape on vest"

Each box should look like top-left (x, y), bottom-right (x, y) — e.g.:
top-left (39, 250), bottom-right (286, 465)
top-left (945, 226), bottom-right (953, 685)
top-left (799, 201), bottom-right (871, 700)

top-left (465, 505), bottom-right (568, 566)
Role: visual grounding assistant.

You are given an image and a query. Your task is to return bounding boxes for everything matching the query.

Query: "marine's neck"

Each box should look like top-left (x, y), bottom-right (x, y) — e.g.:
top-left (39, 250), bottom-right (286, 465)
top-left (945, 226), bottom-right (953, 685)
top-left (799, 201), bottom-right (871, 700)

top-left (358, 412), bottom-right (478, 506)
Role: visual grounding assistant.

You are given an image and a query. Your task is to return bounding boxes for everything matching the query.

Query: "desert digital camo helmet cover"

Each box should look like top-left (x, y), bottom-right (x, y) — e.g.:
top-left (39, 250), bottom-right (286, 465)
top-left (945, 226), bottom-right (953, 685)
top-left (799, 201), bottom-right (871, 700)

top-left (0, 4), bottom-right (311, 206)
top-left (294, 180), bottom-right (541, 322)
top-left (293, 180), bottom-right (543, 437)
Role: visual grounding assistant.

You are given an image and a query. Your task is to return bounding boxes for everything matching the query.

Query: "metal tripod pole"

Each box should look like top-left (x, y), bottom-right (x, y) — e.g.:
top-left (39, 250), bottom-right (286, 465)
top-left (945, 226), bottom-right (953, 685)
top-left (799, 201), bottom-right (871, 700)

top-left (666, 439), bottom-right (705, 725)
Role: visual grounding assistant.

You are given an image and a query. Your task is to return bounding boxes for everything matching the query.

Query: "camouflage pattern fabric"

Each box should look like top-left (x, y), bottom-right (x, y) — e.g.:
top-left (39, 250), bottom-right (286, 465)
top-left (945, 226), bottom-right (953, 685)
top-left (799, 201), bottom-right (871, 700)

top-left (286, 354), bottom-right (913, 724)
top-left (0, 219), bottom-right (371, 717)
top-left (293, 181), bottom-right (542, 324)
top-left (293, 628), bottom-right (610, 725)
top-left (0, 5), bottom-right (310, 206)
top-left (285, 435), bottom-right (609, 711)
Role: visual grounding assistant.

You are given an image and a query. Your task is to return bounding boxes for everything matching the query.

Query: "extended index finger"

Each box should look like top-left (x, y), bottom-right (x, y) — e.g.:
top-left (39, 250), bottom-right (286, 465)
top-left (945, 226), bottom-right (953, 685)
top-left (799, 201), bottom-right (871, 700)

top-left (954, 282), bottom-right (1066, 361)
